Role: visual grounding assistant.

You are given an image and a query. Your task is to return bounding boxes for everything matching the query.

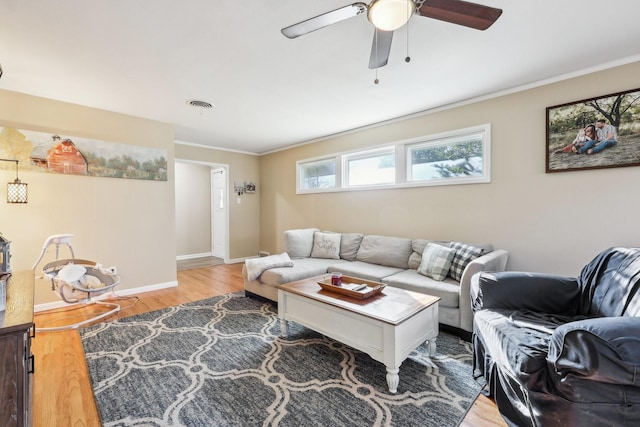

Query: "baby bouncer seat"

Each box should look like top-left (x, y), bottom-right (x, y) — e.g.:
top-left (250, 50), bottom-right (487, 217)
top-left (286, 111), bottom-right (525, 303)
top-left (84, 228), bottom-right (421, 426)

top-left (33, 234), bottom-right (121, 331)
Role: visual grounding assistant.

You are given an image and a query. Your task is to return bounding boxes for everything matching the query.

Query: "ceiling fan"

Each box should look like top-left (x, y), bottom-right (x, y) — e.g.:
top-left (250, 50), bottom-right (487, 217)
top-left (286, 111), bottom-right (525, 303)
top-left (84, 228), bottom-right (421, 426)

top-left (281, 0), bottom-right (502, 69)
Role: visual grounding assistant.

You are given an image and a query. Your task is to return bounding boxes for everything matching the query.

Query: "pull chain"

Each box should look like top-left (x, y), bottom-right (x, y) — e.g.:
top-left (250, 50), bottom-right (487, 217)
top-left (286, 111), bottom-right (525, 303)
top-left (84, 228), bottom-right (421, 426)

top-left (405, 0), bottom-right (411, 63)
top-left (374, 29), bottom-right (380, 84)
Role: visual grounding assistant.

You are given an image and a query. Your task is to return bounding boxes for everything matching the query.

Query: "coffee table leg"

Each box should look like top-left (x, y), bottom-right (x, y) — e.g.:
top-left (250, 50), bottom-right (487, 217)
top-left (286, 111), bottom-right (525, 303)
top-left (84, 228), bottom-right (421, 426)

top-left (279, 318), bottom-right (289, 337)
top-left (386, 366), bottom-right (400, 393)
top-left (426, 338), bottom-right (437, 356)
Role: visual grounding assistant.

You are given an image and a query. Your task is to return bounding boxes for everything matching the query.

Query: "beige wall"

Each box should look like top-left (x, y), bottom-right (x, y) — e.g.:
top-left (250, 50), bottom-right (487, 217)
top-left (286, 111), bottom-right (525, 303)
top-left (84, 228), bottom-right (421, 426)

top-left (0, 89), bottom-right (176, 305)
top-left (174, 143), bottom-right (260, 260)
top-left (175, 161), bottom-right (212, 256)
top-left (3, 61), bottom-right (637, 306)
top-left (259, 61), bottom-right (640, 277)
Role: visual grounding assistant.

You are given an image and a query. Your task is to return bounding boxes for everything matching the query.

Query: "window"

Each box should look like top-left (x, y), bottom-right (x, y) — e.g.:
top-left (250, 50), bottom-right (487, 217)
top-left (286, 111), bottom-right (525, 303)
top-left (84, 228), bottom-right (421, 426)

top-left (407, 130), bottom-right (488, 185)
top-left (296, 124), bottom-right (490, 193)
top-left (344, 147), bottom-right (395, 187)
top-left (298, 158), bottom-right (336, 190)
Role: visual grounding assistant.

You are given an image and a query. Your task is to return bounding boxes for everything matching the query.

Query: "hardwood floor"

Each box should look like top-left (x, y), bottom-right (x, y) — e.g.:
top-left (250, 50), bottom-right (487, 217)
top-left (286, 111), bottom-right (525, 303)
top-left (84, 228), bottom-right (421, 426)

top-left (32, 262), bottom-right (506, 426)
top-left (461, 394), bottom-right (508, 427)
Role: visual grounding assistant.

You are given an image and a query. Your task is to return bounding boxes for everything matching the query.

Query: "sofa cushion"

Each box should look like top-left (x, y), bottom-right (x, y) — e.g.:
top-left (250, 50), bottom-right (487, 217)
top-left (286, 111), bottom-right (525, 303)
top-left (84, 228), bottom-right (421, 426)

top-left (328, 261), bottom-right (405, 283)
top-left (474, 309), bottom-right (570, 384)
top-left (310, 231), bottom-right (341, 259)
top-left (417, 243), bottom-right (456, 281)
top-left (260, 258), bottom-right (349, 286)
top-left (356, 235), bottom-right (412, 269)
top-left (408, 239), bottom-right (449, 270)
top-left (383, 269), bottom-right (460, 308)
top-left (285, 228), bottom-right (319, 259)
top-left (449, 242), bottom-right (485, 281)
top-left (340, 233), bottom-right (364, 261)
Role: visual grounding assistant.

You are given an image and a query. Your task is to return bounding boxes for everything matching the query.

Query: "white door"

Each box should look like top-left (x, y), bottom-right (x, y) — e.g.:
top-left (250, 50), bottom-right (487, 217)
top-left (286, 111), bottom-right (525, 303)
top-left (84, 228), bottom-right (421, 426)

top-left (211, 168), bottom-right (227, 258)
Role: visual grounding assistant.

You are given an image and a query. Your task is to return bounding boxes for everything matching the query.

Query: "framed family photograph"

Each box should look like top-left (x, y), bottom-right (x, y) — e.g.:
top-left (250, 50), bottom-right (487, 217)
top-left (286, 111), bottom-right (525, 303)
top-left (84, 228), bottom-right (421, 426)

top-left (546, 87), bottom-right (640, 173)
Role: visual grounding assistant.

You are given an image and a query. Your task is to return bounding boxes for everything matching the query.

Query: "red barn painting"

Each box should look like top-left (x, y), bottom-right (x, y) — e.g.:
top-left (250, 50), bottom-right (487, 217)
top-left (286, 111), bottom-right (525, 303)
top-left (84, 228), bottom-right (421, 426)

top-left (47, 136), bottom-right (88, 175)
top-left (5, 127), bottom-right (168, 181)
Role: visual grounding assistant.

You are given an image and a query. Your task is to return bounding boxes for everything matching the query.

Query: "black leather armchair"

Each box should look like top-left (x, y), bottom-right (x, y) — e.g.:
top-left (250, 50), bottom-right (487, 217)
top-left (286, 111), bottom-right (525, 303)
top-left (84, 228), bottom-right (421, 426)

top-left (471, 247), bottom-right (640, 427)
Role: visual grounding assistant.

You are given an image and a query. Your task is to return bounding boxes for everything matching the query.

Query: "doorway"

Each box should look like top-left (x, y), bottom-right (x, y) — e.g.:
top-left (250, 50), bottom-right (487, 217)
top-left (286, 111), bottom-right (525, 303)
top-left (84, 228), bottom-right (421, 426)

top-left (175, 160), bottom-right (229, 265)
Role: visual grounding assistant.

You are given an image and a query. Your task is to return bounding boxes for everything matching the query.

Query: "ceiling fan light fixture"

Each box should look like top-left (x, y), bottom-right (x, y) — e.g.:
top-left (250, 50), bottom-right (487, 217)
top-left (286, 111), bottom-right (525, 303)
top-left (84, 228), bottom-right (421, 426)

top-left (368, 0), bottom-right (415, 31)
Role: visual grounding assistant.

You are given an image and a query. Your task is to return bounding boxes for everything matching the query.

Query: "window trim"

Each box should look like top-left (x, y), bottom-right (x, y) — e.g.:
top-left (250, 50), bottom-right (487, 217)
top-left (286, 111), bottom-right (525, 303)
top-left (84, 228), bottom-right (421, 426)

top-left (296, 124), bottom-right (491, 194)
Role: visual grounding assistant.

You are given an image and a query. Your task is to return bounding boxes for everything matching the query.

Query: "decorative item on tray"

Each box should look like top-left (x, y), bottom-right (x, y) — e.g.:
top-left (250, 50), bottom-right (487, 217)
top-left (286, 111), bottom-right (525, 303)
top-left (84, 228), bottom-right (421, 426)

top-left (317, 275), bottom-right (386, 299)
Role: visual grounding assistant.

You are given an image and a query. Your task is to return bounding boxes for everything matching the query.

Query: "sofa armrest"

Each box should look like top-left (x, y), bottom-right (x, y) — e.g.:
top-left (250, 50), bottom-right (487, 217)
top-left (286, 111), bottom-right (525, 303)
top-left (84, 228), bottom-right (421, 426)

top-left (470, 271), bottom-right (580, 314)
top-left (459, 249), bottom-right (509, 332)
top-left (549, 317), bottom-right (640, 385)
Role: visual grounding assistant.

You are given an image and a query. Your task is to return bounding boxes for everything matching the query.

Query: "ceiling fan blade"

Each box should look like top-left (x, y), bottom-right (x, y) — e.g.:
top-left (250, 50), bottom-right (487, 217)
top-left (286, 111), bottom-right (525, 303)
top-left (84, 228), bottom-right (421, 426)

top-left (369, 28), bottom-right (393, 69)
top-left (281, 2), bottom-right (368, 39)
top-left (417, 0), bottom-right (502, 30)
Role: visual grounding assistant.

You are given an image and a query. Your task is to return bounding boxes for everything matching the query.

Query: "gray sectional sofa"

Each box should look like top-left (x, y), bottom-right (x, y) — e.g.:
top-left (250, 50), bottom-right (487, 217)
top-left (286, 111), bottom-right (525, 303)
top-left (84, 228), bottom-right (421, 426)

top-left (243, 228), bottom-right (509, 336)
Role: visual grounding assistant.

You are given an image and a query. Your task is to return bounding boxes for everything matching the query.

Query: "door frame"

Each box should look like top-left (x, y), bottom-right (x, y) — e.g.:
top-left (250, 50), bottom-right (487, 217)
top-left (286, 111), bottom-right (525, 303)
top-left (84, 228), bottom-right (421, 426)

top-left (211, 166), bottom-right (227, 259)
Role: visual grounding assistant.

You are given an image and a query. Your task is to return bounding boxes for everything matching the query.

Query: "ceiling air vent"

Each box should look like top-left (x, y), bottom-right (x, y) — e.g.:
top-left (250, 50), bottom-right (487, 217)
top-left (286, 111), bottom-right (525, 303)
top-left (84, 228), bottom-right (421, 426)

top-left (187, 99), bottom-right (213, 109)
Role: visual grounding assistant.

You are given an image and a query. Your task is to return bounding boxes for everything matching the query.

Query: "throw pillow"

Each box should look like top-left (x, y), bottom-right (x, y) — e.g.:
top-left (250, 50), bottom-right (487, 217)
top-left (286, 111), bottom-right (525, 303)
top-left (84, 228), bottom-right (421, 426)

top-left (449, 241), bottom-right (484, 281)
top-left (417, 243), bottom-right (456, 281)
top-left (310, 232), bottom-right (341, 259)
top-left (284, 228), bottom-right (318, 258)
top-left (408, 240), bottom-right (449, 270)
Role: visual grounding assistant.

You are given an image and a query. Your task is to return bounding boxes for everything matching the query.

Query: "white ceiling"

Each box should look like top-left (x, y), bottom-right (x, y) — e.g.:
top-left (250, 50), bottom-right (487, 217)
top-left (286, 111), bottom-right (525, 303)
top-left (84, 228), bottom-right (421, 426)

top-left (1, 0), bottom-right (639, 154)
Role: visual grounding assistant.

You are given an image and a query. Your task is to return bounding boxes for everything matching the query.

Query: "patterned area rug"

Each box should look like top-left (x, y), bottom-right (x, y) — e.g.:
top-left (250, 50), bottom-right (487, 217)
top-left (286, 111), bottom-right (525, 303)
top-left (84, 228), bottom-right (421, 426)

top-left (80, 293), bottom-right (482, 426)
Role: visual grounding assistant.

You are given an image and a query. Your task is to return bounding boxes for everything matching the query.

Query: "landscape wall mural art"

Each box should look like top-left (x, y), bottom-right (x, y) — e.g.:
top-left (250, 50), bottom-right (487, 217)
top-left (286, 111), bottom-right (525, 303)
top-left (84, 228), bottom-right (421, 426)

top-left (0, 127), bottom-right (168, 181)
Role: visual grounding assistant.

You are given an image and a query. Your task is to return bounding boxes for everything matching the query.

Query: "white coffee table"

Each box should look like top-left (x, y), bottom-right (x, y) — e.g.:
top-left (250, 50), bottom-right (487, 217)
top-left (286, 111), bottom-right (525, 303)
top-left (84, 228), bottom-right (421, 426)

top-left (278, 274), bottom-right (439, 393)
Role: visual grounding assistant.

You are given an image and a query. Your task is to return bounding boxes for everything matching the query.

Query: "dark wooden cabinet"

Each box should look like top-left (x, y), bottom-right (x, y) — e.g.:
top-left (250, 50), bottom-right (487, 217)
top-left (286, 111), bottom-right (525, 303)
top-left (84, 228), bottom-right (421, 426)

top-left (0, 271), bottom-right (35, 427)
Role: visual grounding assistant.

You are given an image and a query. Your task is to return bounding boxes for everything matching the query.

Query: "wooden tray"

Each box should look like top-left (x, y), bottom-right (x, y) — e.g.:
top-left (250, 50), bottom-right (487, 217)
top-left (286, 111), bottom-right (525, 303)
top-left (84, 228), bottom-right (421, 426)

top-left (317, 275), bottom-right (386, 299)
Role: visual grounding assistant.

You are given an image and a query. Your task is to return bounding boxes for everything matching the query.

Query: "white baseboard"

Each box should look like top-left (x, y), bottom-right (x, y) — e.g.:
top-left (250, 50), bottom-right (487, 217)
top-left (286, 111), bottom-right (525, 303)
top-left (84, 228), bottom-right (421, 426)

top-left (226, 257), bottom-right (249, 264)
top-left (176, 252), bottom-right (213, 261)
top-left (176, 254), bottom-right (249, 264)
top-left (34, 280), bottom-right (179, 313)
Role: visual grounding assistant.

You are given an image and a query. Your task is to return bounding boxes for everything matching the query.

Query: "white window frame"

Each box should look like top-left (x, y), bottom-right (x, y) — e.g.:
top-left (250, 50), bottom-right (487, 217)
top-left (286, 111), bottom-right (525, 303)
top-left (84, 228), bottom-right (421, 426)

top-left (295, 124), bottom-right (491, 194)
top-left (343, 146), bottom-right (396, 188)
top-left (296, 156), bottom-right (340, 193)
top-left (405, 124), bottom-right (491, 187)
